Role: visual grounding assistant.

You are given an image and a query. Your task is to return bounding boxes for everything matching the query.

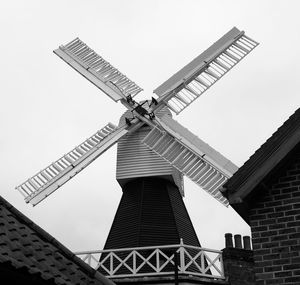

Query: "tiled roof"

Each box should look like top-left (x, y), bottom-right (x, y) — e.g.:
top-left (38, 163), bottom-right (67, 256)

top-left (223, 107), bottom-right (300, 202)
top-left (0, 196), bottom-right (114, 285)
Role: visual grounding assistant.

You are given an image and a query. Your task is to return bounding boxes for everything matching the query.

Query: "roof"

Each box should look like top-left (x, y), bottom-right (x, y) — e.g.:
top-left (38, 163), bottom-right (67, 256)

top-left (0, 196), bottom-right (114, 285)
top-left (223, 107), bottom-right (300, 204)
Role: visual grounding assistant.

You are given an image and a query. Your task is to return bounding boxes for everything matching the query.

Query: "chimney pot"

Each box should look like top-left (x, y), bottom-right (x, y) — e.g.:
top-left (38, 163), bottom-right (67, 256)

top-left (243, 236), bottom-right (251, 250)
top-left (225, 233), bottom-right (233, 248)
top-left (234, 234), bottom-right (242, 249)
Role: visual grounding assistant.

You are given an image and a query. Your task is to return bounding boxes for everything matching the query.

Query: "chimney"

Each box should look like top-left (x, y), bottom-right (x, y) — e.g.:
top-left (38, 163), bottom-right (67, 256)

top-left (222, 233), bottom-right (255, 285)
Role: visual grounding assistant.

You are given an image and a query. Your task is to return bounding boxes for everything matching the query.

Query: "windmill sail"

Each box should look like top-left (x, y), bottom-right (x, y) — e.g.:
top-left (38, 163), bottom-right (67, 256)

top-left (143, 115), bottom-right (238, 205)
top-left (16, 123), bottom-right (128, 206)
top-left (54, 38), bottom-right (143, 102)
top-left (17, 28), bottom-right (258, 208)
top-left (154, 27), bottom-right (258, 114)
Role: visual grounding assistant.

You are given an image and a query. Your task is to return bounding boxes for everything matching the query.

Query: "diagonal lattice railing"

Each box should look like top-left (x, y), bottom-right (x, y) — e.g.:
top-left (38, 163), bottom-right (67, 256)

top-left (75, 239), bottom-right (224, 280)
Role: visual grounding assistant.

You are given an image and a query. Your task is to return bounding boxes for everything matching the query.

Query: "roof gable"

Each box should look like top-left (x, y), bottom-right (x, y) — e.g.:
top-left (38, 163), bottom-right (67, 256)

top-left (223, 108), bottom-right (300, 204)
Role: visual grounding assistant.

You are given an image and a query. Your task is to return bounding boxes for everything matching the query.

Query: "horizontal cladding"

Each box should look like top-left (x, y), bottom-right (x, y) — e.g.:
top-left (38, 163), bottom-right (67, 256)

top-left (116, 126), bottom-right (182, 186)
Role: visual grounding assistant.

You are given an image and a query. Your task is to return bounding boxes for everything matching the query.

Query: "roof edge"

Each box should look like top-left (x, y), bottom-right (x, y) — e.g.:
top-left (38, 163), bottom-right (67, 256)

top-left (228, 128), bottom-right (300, 204)
top-left (0, 196), bottom-right (114, 284)
top-left (223, 108), bottom-right (300, 204)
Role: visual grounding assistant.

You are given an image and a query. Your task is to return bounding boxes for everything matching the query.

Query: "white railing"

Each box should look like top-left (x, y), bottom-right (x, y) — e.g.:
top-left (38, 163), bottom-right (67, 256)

top-left (75, 239), bottom-right (224, 280)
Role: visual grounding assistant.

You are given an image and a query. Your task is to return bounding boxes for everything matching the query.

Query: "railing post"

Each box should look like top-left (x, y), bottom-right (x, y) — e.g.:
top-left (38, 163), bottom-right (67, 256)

top-left (132, 250), bottom-right (136, 275)
top-left (110, 253), bottom-right (113, 276)
top-left (179, 238), bottom-right (185, 273)
top-left (87, 254), bottom-right (91, 266)
top-left (219, 252), bottom-right (225, 279)
top-left (174, 250), bottom-right (179, 285)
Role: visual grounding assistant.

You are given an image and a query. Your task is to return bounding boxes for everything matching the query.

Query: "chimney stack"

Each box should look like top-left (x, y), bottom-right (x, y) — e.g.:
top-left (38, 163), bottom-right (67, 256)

top-left (222, 233), bottom-right (255, 285)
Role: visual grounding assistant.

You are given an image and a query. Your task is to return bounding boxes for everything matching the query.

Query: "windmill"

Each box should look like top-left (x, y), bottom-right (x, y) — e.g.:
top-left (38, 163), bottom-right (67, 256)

top-left (16, 27), bottom-right (258, 251)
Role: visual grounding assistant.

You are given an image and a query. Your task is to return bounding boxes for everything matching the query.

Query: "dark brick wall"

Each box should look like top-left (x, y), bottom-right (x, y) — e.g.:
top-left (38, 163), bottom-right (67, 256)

top-left (249, 147), bottom-right (300, 284)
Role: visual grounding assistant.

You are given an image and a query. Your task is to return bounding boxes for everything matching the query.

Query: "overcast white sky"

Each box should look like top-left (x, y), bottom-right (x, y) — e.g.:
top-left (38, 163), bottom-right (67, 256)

top-left (1, 0), bottom-right (300, 253)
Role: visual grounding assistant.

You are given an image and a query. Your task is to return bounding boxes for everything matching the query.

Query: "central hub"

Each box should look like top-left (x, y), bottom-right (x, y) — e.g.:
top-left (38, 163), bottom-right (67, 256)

top-left (124, 96), bottom-right (157, 125)
top-left (134, 102), bottom-right (149, 117)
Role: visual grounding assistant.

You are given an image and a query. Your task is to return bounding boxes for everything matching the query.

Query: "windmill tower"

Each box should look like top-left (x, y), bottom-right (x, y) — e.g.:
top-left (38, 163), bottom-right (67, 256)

top-left (16, 27), bottom-right (258, 283)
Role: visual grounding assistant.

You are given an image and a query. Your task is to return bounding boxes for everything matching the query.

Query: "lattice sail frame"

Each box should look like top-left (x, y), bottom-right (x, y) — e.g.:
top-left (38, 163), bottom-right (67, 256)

top-left (154, 27), bottom-right (258, 114)
top-left (143, 115), bottom-right (238, 206)
top-left (54, 38), bottom-right (143, 102)
top-left (16, 123), bottom-right (126, 205)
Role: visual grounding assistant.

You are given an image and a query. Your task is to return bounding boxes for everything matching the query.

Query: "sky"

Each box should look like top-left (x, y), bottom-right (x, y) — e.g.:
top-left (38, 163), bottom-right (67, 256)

top-left (1, 0), bottom-right (300, 254)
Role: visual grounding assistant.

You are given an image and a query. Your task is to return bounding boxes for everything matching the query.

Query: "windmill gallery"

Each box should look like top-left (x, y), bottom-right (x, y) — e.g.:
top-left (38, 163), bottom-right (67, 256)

top-left (4, 27), bottom-right (298, 284)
